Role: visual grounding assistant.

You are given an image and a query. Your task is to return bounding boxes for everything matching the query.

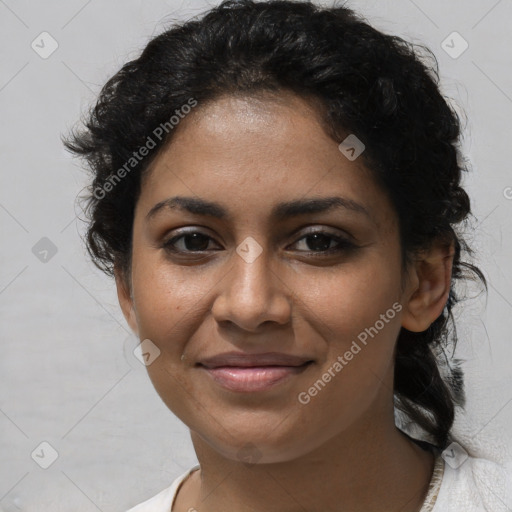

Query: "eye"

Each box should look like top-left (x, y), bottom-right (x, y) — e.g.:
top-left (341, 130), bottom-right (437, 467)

top-left (162, 231), bottom-right (221, 254)
top-left (288, 230), bottom-right (357, 256)
top-left (162, 228), bottom-right (357, 257)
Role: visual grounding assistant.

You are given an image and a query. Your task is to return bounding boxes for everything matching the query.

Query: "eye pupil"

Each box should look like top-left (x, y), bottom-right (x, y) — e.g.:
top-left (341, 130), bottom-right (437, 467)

top-left (306, 233), bottom-right (332, 251)
top-left (184, 233), bottom-right (210, 251)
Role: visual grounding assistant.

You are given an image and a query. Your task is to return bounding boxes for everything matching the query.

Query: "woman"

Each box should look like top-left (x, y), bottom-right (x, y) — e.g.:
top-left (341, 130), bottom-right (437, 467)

top-left (65, 0), bottom-right (510, 510)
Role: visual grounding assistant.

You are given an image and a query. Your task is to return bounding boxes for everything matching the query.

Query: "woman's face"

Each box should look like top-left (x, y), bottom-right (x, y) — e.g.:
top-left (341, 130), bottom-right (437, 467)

top-left (117, 92), bottom-right (420, 463)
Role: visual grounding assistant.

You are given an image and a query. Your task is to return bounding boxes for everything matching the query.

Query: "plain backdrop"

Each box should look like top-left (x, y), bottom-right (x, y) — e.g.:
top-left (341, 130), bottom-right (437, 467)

top-left (1, 0), bottom-right (511, 510)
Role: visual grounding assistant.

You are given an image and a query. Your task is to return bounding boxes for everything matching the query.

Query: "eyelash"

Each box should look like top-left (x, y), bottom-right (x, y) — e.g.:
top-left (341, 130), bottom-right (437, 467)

top-left (162, 229), bottom-right (357, 258)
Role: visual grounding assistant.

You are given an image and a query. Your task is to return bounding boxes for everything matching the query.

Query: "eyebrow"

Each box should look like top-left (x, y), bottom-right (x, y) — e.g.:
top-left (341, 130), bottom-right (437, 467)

top-left (145, 195), bottom-right (372, 223)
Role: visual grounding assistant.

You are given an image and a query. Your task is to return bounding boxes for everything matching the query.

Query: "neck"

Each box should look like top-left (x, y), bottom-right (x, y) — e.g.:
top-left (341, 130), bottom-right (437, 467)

top-left (183, 414), bottom-right (435, 512)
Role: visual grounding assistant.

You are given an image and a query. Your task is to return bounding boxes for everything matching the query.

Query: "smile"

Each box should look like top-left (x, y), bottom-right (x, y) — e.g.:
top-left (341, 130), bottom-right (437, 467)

top-left (199, 363), bottom-right (313, 393)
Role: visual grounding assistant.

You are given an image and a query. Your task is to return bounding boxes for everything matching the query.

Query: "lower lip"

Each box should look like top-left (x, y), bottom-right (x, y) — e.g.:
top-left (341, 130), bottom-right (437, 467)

top-left (200, 363), bottom-right (312, 392)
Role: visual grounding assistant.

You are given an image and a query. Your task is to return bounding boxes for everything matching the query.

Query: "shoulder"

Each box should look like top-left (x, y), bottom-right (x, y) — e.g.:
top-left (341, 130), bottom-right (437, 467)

top-left (125, 464), bottom-right (200, 512)
top-left (433, 453), bottom-right (512, 512)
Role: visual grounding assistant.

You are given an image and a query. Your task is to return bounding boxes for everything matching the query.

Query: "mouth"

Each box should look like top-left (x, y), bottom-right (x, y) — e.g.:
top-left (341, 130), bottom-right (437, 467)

top-left (197, 361), bottom-right (314, 393)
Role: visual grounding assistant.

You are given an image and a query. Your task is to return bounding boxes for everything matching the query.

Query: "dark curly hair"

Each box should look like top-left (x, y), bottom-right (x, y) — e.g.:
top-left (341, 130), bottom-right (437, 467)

top-left (64, 0), bottom-right (486, 449)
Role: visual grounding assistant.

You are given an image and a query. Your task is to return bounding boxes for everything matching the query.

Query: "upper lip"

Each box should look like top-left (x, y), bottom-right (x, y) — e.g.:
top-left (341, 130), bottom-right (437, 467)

top-left (197, 351), bottom-right (313, 368)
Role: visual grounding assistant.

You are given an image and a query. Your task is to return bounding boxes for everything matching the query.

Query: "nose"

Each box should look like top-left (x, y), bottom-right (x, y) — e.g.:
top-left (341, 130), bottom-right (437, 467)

top-left (211, 242), bottom-right (292, 332)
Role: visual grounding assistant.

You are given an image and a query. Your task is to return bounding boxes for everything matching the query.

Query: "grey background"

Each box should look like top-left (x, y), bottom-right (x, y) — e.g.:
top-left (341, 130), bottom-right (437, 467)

top-left (1, 0), bottom-right (511, 510)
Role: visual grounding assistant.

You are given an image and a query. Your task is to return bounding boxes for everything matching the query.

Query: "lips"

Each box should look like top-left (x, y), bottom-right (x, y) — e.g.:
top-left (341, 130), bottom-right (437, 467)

top-left (198, 351), bottom-right (313, 369)
top-left (197, 352), bottom-right (314, 392)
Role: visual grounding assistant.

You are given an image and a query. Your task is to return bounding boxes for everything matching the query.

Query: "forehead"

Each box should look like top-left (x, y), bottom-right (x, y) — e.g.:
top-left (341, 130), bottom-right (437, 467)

top-left (136, 93), bottom-right (395, 230)
top-left (147, 92), bottom-right (338, 177)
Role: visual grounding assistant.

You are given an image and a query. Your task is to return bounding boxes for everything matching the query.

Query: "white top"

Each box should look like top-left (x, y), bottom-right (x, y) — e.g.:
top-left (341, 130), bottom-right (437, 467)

top-left (125, 455), bottom-right (511, 512)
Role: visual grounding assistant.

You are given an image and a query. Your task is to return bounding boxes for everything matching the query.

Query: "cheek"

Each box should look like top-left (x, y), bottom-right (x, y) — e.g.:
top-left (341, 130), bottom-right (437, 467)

top-left (301, 257), bottom-right (402, 341)
top-left (132, 267), bottom-right (201, 413)
top-left (297, 259), bottom-right (402, 400)
top-left (132, 260), bottom-right (202, 336)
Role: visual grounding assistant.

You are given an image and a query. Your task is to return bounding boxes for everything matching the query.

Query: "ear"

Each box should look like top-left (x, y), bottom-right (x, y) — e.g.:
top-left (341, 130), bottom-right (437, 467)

top-left (114, 264), bottom-right (139, 336)
top-left (401, 239), bottom-right (455, 333)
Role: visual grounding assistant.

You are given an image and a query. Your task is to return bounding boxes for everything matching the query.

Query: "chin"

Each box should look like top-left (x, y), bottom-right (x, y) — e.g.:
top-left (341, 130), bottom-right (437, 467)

top-left (194, 423), bottom-right (318, 465)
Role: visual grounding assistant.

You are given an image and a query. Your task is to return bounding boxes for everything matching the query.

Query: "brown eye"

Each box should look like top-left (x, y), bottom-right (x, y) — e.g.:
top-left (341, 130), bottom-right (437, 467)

top-left (163, 231), bottom-right (219, 253)
top-left (289, 230), bottom-right (357, 256)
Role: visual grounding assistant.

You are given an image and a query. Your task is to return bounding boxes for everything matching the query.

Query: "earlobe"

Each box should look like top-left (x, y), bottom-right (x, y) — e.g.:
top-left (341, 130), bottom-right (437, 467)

top-left (114, 265), bottom-right (139, 335)
top-left (401, 241), bottom-right (455, 333)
